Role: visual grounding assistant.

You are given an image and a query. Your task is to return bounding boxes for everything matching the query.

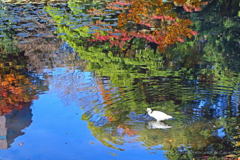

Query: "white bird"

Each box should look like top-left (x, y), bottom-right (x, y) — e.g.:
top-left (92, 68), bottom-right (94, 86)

top-left (147, 121), bottom-right (172, 129)
top-left (146, 108), bottom-right (172, 122)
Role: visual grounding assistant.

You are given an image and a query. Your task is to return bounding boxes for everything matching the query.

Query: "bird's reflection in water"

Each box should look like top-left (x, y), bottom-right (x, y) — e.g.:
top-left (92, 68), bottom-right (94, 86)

top-left (0, 107), bottom-right (32, 149)
top-left (147, 121), bottom-right (172, 130)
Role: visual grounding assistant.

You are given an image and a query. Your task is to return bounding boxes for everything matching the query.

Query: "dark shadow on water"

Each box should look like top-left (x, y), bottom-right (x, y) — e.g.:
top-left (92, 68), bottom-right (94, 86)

top-left (0, 106), bottom-right (32, 149)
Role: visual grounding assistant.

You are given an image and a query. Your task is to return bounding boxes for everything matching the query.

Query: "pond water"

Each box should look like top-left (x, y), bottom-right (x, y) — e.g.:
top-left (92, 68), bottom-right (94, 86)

top-left (0, 0), bottom-right (240, 159)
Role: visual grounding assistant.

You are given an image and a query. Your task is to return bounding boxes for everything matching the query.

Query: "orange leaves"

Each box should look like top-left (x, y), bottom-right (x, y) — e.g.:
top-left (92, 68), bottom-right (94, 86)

top-left (155, 19), bottom-right (197, 50)
top-left (117, 124), bottom-right (137, 136)
top-left (106, 1), bottom-right (131, 11)
top-left (117, 0), bottom-right (152, 27)
top-left (0, 72), bottom-right (38, 115)
top-left (87, 0), bottom-right (206, 51)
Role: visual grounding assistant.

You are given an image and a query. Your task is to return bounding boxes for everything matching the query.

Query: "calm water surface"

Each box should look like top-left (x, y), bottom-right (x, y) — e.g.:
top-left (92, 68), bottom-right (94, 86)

top-left (0, 0), bottom-right (240, 159)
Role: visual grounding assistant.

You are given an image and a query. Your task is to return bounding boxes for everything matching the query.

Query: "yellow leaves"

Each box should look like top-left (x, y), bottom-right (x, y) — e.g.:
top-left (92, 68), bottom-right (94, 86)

top-left (173, 0), bottom-right (187, 6)
top-left (236, 141), bottom-right (240, 147)
top-left (225, 154), bottom-right (238, 159)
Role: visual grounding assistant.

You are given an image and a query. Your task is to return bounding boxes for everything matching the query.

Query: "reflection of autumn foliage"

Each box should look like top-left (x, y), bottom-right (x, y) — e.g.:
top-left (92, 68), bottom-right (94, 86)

top-left (117, 124), bottom-right (137, 136)
top-left (0, 73), bottom-right (38, 115)
top-left (106, 1), bottom-right (131, 10)
top-left (97, 82), bottom-right (120, 122)
top-left (88, 0), bottom-right (206, 51)
top-left (97, 79), bottom-right (113, 106)
top-left (174, 0), bottom-right (208, 12)
top-left (0, 39), bottom-right (41, 115)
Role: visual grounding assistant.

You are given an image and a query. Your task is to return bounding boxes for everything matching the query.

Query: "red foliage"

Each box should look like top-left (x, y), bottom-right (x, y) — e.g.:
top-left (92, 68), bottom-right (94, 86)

top-left (87, 0), bottom-right (205, 51)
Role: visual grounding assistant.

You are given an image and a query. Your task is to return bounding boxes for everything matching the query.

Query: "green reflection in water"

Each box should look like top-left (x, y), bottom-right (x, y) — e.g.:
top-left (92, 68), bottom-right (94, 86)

top-left (43, 0), bottom-right (240, 159)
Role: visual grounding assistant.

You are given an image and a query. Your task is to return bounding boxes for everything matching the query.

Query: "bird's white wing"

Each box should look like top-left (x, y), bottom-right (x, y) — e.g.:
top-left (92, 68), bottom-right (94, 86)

top-left (152, 111), bottom-right (172, 119)
top-left (152, 111), bottom-right (167, 117)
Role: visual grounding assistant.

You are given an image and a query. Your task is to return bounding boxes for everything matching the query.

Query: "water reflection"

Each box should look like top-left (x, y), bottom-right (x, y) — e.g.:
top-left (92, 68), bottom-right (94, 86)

top-left (0, 44), bottom-right (44, 114)
top-left (45, 0), bottom-right (240, 158)
top-left (45, 66), bottom-right (240, 158)
top-left (0, 0), bottom-right (240, 159)
top-left (0, 107), bottom-right (32, 149)
top-left (147, 121), bottom-right (172, 129)
top-left (0, 4), bottom-right (49, 151)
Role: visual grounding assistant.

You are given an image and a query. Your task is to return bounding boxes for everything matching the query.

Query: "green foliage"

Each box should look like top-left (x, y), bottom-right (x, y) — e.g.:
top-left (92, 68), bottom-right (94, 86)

top-left (46, 0), bottom-right (240, 159)
top-left (0, 3), bottom-right (19, 55)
